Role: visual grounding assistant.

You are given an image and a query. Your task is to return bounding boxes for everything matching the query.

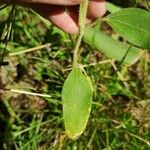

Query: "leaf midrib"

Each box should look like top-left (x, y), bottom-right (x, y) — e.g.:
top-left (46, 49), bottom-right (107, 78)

top-left (108, 19), bottom-right (150, 34)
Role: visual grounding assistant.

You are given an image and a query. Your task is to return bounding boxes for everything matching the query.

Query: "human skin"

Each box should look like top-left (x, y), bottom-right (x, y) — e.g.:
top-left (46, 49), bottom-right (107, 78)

top-left (1, 0), bottom-right (106, 34)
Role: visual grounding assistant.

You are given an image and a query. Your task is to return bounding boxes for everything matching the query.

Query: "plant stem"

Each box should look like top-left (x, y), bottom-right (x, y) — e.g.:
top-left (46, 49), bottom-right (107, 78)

top-left (9, 43), bottom-right (51, 56)
top-left (73, 0), bottom-right (89, 68)
top-left (10, 89), bottom-right (51, 98)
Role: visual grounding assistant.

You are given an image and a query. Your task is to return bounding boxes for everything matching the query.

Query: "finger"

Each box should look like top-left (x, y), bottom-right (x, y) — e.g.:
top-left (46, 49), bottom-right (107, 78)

top-left (15, 0), bottom-right (83, 5)
top-left (88, 0), bottom-right (106, 18)
top-left (31, 4), bottom-right (79, 34)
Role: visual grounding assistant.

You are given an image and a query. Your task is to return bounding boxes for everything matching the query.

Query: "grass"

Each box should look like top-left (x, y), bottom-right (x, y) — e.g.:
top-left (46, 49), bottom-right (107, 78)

top-left (0, 1), bottom-right (150, 150)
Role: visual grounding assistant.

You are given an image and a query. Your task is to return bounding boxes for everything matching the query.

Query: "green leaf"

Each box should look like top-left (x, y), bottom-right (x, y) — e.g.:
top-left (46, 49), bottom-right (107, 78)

top-left (84, 27), bottom-right (143, 65)
top-left (106, 2), bottom-right (121, 13)
top-left (106, 8), bottom-right (150, 49)
top-left (62, 68), bottom-right (93, 139)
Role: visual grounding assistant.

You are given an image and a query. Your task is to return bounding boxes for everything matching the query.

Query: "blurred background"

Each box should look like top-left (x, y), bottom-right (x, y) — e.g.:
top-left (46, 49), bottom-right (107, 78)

top-left (0, 0), bottom-right (150, 149)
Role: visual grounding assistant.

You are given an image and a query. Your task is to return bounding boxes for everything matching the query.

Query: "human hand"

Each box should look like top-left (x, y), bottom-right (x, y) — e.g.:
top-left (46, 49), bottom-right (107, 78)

top-left (3, 0), bottom-right (106, 34)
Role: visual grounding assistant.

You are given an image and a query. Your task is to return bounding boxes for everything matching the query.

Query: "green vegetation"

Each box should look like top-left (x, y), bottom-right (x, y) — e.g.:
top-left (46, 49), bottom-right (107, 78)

top-left (0, 0), bottom-right (150, 149)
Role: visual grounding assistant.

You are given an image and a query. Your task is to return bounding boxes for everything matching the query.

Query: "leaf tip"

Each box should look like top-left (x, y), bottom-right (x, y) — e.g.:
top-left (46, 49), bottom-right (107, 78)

top-left (67, 130), bottom-right (84, 140)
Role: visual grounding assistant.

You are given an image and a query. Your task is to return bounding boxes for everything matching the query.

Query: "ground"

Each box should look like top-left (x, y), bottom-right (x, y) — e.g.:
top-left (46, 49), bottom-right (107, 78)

top-left (0, 1), bottom-right (150, 149)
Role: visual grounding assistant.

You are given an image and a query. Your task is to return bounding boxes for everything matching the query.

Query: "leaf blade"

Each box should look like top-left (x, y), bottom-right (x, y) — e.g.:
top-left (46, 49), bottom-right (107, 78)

top-left (106, 8), bottom-right (150, 49)
top-left (62, 68), bottom-right (93, 139)
top-left (84, 27), bottom-right (143, 65)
